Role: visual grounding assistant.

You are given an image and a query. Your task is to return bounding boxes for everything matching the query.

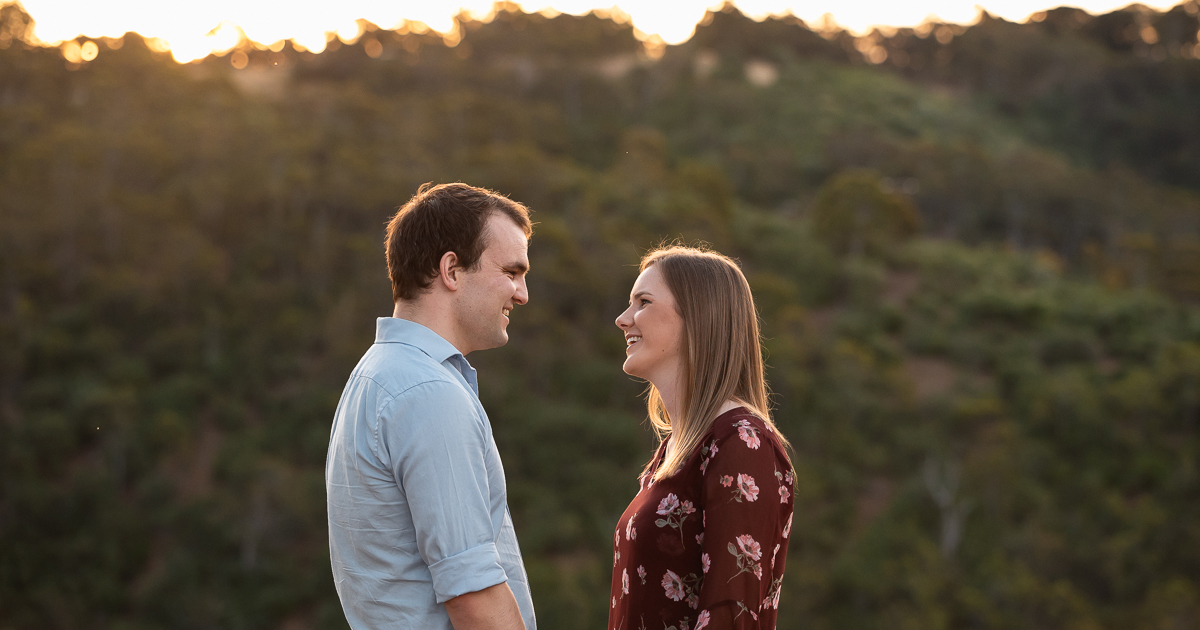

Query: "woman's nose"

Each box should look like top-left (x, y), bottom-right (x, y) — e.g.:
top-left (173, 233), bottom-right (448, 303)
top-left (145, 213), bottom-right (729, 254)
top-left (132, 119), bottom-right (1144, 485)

top-left (615, 307), bottom-right (632, 329)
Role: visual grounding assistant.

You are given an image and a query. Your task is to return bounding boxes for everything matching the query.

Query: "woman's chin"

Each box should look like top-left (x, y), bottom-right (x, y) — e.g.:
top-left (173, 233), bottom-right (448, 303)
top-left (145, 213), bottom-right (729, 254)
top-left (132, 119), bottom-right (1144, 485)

top-left (621, 358), bottom-right (641, 378)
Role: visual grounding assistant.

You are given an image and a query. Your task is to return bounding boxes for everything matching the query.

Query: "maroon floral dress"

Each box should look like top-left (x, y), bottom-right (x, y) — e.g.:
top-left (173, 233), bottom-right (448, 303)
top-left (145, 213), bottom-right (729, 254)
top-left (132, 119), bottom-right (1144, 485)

top-left (608, 408), bottom-right (794, 630)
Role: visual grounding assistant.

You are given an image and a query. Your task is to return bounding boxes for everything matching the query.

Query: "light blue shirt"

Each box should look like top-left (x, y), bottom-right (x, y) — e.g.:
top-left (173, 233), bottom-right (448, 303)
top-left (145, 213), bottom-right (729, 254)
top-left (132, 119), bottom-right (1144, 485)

top-left (326, 318), bottom-right (536, 630)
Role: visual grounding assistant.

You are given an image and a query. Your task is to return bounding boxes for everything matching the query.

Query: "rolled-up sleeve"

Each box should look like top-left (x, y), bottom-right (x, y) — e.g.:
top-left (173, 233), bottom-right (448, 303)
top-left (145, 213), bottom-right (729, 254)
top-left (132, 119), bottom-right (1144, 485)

top-left (379, 379), bottom-right (508, 603)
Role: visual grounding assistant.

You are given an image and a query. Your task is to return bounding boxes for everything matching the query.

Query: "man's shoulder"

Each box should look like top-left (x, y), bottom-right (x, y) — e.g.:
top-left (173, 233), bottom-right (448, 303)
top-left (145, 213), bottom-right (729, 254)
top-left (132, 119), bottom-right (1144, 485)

top-left (352, 341), bottom-right (461, 396)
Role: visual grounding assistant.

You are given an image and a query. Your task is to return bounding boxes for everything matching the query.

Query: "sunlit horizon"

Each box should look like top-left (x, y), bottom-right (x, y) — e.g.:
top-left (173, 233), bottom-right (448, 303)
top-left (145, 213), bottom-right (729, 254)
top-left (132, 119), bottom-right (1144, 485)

top-left (10, 0), bottom-right (1193, 63)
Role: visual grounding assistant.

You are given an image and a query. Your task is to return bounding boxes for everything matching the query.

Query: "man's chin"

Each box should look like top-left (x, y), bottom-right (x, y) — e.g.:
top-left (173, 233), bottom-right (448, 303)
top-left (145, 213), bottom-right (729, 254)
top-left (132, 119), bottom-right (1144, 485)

top-left (482, 330), bottom-right (509, 351)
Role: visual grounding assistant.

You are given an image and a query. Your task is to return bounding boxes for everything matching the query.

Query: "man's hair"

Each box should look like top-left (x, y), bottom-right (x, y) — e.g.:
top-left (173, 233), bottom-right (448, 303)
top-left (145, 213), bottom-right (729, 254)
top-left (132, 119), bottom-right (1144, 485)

top-left (386, 182), bottom-right (532, 302)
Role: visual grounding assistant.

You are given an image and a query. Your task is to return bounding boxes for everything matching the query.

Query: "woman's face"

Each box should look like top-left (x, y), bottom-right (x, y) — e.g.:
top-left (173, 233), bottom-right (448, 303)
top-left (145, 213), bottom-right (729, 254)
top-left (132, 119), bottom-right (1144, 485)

top-left (615, 264), bottom-right (685, 385)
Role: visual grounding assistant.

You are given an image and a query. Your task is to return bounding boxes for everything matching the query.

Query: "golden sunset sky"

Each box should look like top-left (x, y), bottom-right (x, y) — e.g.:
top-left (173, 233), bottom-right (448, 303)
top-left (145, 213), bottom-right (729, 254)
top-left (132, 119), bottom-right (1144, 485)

top-left (14, 0), bottom-right (1189, 62)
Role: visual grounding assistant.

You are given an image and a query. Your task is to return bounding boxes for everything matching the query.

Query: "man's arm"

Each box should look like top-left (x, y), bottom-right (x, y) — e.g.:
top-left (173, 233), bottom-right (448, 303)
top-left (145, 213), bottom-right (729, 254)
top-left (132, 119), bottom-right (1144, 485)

top-left (381, 381), bottom-right (531, 625)
top-left (445, 582), bottom-right (526, 630)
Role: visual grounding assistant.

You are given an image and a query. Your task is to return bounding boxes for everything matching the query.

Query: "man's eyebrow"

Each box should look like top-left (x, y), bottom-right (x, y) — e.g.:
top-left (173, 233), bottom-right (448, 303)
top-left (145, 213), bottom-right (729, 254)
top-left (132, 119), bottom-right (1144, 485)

top-left (503, 260), bottom-right (529, 274)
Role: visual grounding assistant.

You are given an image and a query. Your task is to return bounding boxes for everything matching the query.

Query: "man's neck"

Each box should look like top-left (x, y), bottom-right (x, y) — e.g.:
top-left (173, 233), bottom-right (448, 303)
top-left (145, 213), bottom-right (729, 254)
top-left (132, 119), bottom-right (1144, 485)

top-left (393, 299), bottom-right (470, 356)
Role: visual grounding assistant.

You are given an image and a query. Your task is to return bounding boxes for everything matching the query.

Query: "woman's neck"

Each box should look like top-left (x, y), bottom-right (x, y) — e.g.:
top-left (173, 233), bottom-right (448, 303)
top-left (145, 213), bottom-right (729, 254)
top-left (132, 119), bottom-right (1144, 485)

top-left (656, 369), bottom-right (743, 427)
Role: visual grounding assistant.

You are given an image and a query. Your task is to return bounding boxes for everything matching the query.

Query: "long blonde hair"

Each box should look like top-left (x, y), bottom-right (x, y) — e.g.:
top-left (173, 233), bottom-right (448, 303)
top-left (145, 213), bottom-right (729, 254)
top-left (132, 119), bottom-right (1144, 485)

top-left (640, 245), bottom-right (792, 481)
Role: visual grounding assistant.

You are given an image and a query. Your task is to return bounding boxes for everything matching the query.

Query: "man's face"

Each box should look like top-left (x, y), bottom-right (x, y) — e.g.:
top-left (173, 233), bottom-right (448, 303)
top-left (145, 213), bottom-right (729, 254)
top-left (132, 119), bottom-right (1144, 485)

top-left (453, 214), bottom-right (530, 354)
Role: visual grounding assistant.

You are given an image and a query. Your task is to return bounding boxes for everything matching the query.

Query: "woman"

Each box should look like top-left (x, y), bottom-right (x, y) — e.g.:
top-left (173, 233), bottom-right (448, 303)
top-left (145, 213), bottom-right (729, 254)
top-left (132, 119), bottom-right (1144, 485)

top-left (609, 245), bottom-right (794, 630)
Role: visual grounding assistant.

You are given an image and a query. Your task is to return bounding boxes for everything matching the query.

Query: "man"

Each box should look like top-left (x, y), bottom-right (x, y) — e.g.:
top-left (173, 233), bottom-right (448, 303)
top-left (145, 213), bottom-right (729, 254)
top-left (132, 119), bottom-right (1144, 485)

top-left (326, 183), bottom-right (535, 630)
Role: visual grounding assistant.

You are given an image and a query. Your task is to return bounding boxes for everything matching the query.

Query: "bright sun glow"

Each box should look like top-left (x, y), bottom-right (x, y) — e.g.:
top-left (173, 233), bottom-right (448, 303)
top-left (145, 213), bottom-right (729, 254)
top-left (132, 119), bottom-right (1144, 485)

top-left (14, 0), bottom-right (1190, 63)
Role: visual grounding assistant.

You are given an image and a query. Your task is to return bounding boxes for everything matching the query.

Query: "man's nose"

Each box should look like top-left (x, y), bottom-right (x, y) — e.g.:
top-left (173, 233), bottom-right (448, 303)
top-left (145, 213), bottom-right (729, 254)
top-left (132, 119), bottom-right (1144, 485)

top-left (513, 277), bottom-right (529, 305)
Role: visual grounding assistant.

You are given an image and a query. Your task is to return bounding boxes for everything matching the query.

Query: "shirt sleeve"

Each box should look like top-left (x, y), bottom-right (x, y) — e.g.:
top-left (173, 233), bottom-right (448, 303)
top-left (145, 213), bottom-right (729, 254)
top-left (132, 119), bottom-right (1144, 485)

top-left (695, 421), bottom-right (793, 628)
top-left (378, 379), bottom-right (509, 603)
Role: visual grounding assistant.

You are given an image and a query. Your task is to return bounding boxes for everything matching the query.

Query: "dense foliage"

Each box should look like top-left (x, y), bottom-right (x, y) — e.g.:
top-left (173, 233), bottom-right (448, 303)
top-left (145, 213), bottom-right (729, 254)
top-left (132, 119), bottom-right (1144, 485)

top-left (2, 2), bottom-right (1199, 628)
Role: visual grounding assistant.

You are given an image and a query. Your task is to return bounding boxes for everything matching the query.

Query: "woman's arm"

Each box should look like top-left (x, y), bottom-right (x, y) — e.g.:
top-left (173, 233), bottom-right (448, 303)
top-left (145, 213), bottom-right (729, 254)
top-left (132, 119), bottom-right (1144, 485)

top-left (694, 419), bottom-right (794, 628)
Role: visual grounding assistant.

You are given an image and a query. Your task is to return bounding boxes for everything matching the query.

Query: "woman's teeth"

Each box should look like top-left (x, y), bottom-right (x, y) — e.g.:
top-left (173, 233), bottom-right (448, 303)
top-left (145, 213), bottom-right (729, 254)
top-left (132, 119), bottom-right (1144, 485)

top-left (626, 335), bottom-right (641, 347)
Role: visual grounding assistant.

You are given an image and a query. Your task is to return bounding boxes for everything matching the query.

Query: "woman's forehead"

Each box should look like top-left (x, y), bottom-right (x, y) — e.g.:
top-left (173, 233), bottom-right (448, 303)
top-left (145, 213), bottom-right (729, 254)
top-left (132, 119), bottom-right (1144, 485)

top-left (632, 265), bottom-right (667, 294)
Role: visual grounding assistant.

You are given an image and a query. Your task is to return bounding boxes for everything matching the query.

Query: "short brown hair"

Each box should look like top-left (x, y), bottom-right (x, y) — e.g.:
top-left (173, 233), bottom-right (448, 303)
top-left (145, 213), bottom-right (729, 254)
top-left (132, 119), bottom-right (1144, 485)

top-left (385, 183), bottom-right (532, 302)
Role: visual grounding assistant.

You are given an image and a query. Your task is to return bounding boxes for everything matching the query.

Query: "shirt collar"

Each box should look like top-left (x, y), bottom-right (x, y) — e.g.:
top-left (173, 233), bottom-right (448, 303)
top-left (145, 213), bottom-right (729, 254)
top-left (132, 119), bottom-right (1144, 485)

top-left (375, 317), bottom-right (462, 361)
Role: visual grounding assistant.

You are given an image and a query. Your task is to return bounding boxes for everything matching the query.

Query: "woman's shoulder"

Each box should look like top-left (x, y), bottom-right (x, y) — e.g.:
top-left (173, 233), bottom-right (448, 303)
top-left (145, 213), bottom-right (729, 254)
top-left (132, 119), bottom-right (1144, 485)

top-left (707, 407), bottom-right (786, 457)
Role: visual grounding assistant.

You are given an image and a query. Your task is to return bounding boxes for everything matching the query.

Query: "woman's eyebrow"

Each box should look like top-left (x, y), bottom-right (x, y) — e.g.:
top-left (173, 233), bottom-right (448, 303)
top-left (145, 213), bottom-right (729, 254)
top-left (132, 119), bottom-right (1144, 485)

top-left (630, 291), bottom-right (653, 301)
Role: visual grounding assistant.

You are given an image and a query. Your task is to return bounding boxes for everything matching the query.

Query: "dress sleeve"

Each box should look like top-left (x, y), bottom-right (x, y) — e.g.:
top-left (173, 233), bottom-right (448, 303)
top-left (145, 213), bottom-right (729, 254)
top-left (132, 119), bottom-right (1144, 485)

top-left (695, 419), bottom-right (793, 629)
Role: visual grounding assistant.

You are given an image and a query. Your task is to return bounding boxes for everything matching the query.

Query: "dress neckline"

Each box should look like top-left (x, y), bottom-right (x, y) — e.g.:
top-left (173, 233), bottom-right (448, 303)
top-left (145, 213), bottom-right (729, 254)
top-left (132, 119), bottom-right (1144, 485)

top-left (651, 405), bottom-right (752, 469)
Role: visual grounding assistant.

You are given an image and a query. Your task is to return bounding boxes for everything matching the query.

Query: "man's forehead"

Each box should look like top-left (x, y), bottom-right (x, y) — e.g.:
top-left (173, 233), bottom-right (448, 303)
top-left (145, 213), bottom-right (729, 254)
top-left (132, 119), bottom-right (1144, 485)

top-left (482, 219), bottom-right (528, 254)
top-left (484, 215), bottom-right (528, 243)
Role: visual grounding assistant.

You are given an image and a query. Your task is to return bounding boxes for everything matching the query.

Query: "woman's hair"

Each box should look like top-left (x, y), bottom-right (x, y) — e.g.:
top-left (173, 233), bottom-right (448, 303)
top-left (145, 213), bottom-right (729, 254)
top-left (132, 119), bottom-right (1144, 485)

top-left (639, 245), bottom-right (792, 481)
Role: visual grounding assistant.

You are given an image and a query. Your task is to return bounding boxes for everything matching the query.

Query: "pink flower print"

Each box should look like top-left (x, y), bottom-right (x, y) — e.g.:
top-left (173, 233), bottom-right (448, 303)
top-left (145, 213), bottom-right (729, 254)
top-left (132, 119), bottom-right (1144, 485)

top-left (662, 570), bottom-right (686, 601)
top-left (728, 534), bottom-right (765, 583)
top-left (719, 475), bottom-right (734, 487)
top-left (772, 543), bottom-right (780, 568)
top-left (680, 620), bottom-right (690, 630)
top-left (637, 565), bottom-right (647, 584)
top-left (695, 532), bottom-right (704, 545)
top-left (736, 535), bottom-right (762, 560)
top-left (695, 610), bottom-right (711, 630)
top-left (735, 601), bottom-right (759, 620)
top-left (736, 473), bottom-right (759, 502)
top-left (779, 484), bottom-right (791, 503)
top-left (701, 553), bottom-right (711, 574)
top-left (737, 423), bottom-right (761, 449)
top-left (655, 494), bottom-right (696, 544)
top-left (611, 596), bottom-right (615, 608)
top-left (700, 440), bottom-right (720, 475)
top-left (687, 593), bottom-right (699, 610)
top-left (626, 512), bottom-right (637, 541)
top-left (764, 576), bottom-right (784, 609)
top-left (783, 512), bottom-right (793, 538)
top-left (622, 568), bottom-right (629, 595)
top-left (784, 470), bottom-right (794, 485)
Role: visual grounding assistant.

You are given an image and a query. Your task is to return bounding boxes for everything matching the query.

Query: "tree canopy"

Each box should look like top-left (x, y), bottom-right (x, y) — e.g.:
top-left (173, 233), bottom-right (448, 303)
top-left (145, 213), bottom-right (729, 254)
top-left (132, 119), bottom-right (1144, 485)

top-left (2, 2), bottom-right (1199, 628)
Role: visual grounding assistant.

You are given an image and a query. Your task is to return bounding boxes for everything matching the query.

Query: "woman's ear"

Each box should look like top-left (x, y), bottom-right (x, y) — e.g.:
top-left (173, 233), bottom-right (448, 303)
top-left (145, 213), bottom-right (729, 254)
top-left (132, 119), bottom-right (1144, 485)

top-left (438, 251), bottom-right (460, 291)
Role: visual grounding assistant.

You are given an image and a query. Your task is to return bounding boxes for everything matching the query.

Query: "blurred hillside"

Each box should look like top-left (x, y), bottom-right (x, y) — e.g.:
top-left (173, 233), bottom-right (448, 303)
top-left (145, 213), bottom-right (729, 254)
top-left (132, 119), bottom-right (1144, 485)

top-left (2, 1), bottom-right (1200, 628)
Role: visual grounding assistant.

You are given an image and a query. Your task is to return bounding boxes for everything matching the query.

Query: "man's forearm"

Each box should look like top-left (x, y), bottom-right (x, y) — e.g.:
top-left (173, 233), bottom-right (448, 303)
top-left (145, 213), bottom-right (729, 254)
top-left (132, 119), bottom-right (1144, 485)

top-left (445, 582), bottom-right (526, 630)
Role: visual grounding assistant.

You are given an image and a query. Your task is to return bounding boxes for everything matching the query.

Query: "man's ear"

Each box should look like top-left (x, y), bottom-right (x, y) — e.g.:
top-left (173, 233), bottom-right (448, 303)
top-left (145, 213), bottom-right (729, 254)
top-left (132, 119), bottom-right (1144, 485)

top-left (438, 251), bottom-right (460, 291)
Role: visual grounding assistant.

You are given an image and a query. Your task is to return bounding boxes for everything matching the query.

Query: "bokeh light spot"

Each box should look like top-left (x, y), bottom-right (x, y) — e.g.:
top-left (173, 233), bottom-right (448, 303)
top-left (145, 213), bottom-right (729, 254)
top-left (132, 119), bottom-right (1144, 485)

top-left (363, 38), bottom-right (383, 58)
top-left (61, 39), bottom-right (81, 62)
top-left (80, 39), bottom-right (98, 60)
